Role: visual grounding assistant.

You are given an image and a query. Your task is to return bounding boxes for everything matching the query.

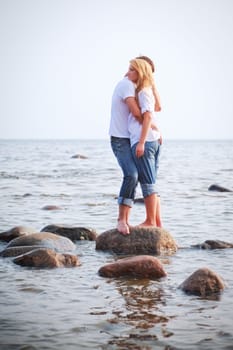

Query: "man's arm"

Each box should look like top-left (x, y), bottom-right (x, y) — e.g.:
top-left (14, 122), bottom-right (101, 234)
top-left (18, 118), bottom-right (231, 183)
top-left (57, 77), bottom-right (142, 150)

top-left (152, 83), bottom-right (162, 112)
top-left (125, 97), bottom-right (143, 124)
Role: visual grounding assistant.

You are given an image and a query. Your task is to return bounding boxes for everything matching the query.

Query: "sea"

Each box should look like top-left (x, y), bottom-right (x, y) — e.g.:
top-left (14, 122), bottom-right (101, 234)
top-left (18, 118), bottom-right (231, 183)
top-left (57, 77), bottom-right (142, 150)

top-left (0, 139), bottom-right (233, 350)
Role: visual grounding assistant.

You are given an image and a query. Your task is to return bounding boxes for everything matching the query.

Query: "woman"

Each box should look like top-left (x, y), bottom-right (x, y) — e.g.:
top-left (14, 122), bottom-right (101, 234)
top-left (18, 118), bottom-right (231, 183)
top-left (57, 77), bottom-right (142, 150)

top-left (127, 58), bottom-right (162, 227)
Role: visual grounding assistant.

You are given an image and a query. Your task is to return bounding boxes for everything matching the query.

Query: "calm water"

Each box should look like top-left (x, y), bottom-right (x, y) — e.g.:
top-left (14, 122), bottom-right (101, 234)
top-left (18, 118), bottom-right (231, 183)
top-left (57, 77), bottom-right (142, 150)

top-left (0, 139), bottom-right (233, 350)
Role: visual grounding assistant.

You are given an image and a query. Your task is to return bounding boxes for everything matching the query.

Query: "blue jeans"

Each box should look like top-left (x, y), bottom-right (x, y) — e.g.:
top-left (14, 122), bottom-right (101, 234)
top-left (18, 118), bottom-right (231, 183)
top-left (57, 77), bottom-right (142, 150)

top-left (110, 136), bottom-right (138, 207)
top-left (131, 140), bottom-right (161, 198)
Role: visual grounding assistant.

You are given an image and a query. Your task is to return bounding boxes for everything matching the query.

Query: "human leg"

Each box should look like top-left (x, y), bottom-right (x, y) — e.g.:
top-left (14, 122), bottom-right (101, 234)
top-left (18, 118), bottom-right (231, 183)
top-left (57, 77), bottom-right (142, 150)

top-left (132, 141), bottom-right (161, 227)
top-left (156, 195), bottom-right (162, 227)
top-left (111, 137), bottom-right (138, 234)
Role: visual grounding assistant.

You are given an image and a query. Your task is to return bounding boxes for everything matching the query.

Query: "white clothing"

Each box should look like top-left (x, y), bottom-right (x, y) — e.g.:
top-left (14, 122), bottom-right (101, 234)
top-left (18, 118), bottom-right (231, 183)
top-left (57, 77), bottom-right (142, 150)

top-left (109, 77), bottom-right (135, 138)
top-left (128, 87), bottom-right (160, 146)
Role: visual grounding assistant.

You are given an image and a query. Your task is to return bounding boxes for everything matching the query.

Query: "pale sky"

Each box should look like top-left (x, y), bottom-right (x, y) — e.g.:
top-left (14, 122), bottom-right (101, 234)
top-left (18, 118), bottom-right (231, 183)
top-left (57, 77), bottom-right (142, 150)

top-left (0, 0), bottom-right (233, 140)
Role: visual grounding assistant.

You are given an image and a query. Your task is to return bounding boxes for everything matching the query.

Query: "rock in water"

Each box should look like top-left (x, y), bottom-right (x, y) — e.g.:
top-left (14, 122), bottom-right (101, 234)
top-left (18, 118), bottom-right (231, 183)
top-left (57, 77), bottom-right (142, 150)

top-left (208, 184), bottom-right (232, 192)
top-left (13, 248), bottom-right (80, 268)
top-left (40, 224), bottom-right (97, 241)
top-left (0, 226), bottom-right (37, 242)
top-left (192, 240), bottom-right (233, 249)
top-left (179, 267), bottom-right (225, 298)
top-left (98, 255), bottom-right (167, 279)
top-left (96, 227), bottom-right (177, 255)
top-left (6, 232), bottom-right (75, 252)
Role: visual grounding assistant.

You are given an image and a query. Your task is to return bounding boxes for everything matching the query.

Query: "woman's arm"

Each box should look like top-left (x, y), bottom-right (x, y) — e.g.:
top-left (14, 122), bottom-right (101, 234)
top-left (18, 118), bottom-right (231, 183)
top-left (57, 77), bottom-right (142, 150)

top-left (135, 111), bottom-right (152, 158)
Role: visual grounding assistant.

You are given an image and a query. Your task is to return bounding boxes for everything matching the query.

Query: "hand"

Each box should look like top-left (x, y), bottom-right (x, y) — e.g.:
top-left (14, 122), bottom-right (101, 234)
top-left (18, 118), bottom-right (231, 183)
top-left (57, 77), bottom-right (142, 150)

top-left (155, 103), bottom-right (161, 112)
top-left (136, 142), bottom-right (145, 158)
top-left (159, 135), bottom-right (163, 145)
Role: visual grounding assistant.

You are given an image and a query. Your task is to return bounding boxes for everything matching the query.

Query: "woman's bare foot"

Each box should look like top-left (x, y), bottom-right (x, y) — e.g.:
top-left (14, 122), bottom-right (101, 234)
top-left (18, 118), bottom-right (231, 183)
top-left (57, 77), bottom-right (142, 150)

top-left (138, 221), bottom-right (156, 228)
top-left (117, 221), bottom-right (130, 235)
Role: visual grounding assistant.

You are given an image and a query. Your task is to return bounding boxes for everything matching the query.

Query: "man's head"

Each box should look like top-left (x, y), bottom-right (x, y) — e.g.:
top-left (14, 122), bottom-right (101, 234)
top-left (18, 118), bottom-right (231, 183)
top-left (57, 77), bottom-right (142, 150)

top-left (136, 55), bottom-right (155, 73)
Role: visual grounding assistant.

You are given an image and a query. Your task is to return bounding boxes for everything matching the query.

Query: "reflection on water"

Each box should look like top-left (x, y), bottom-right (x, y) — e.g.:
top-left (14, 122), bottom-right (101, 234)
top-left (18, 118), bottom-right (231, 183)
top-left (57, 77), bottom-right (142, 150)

top-left (106, 278), bottom-right (174, 350)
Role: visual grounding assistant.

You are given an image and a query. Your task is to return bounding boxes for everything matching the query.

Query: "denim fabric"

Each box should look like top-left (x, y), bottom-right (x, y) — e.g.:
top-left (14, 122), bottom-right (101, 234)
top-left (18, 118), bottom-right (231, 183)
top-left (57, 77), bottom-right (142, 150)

top-left (131, 140), bottom-right (161, 198)
top-left (110, 136), bottom-right (138, 207)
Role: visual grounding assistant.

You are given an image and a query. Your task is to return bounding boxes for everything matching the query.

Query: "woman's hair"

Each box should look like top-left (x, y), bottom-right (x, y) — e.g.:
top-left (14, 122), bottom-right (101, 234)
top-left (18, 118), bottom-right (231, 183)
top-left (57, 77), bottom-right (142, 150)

top-left (129, 58), bottom-right (154, 93)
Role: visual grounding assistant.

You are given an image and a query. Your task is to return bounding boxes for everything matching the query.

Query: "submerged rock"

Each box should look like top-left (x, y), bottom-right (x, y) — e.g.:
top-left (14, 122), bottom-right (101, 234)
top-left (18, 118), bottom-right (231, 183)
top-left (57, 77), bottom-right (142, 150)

top-left (96, 227), bottom-right (177, 255)
top-left (41, 205), bottom-right (62, 210)
top-left (0, 226), bottom-right (37, 242)
top-left (179, 267), bottom-right (225, 298)
top-left (71, 154), bottom-right (88, 159)
top-left (40, 224), bottom-right (97, 241)
top-left (13, 248), bottom-right (80, 268)
top-left (98, 255), bottom-right (167, 279)
top-left (6, 232), bottom-right (75, 252)
top-left (208, 184), bottom-right (232, 192)
top-left (192, 240), bottom-right (233, 249)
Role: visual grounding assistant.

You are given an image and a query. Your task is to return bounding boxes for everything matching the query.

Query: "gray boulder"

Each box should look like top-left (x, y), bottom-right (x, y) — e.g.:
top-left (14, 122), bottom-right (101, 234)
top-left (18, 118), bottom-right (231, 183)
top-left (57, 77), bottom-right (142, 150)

top-left (96, 227), bottom-right (177, 255)
top-left (6, 232), bottom-right (75, 252)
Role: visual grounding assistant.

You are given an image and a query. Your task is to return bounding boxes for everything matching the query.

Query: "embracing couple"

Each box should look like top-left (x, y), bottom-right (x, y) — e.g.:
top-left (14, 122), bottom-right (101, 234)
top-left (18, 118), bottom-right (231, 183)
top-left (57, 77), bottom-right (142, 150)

top-left (109, 55), bottom-right (162, 235)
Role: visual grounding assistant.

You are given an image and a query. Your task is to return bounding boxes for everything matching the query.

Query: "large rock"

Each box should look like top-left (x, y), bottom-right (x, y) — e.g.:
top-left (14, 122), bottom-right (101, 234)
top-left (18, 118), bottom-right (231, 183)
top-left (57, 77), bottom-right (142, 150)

top-left (0, 226), bottom-right (37, 242)
top-left (98, 255), bottom-right (167, 279)
top-left (96, 227), bottom-right (177, 255)
top-left (192, 240), bottom-right (233, 249)
top-left (179, 267), bottom-right (225, 298)
top-left (40, 224), bottom-right (97, 241)
top-left (13, 248), bottom-right (80, 268)
top-left (6, 232), bottom-right (75, 252)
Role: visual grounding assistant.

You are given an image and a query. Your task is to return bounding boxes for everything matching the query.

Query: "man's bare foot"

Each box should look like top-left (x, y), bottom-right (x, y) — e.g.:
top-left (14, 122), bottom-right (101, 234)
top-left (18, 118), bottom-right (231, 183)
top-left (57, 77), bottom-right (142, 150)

top-left (117, 221), bottom-right (130, 235)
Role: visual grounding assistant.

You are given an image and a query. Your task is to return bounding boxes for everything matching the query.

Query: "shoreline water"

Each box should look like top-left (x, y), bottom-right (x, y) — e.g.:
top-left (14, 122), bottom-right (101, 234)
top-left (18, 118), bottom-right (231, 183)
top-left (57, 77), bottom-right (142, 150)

top-left (0, 139), bottom-right (233, 349)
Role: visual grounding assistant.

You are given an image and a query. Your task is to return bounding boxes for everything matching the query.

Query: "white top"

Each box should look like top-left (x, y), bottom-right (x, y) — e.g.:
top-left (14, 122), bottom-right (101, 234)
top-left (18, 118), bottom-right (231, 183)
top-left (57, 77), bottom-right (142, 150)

top-left (128, 87), bottom-right (160, 146)
top-left (109, 77), bottom-right (135, 138)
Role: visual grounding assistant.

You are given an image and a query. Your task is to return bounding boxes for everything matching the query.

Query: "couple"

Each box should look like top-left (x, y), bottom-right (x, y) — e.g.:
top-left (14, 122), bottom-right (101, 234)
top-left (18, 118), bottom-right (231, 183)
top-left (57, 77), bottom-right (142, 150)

top-left (109, 55), bottom-right (162, 235)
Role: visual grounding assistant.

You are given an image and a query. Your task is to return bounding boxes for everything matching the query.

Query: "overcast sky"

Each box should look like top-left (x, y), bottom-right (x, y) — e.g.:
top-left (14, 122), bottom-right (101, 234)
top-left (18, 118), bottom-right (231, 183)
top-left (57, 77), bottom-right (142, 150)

top-left (0, 0), bottom-right (233, 140)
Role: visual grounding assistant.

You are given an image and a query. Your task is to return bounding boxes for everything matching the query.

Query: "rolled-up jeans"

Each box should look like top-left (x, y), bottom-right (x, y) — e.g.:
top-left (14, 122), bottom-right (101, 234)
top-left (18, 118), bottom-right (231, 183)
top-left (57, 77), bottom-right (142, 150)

top-left (131, 140), bottom-right (161, 198)
top-left (110, 136), bottom-right (138, 207)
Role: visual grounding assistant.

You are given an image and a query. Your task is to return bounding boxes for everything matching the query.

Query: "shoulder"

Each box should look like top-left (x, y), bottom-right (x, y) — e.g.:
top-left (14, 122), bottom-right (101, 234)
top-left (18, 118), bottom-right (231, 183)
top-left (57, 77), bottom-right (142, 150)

top-left (116, 78), bottom-right (135, 99)
top-left (118, 77), bottom-right (134, 89)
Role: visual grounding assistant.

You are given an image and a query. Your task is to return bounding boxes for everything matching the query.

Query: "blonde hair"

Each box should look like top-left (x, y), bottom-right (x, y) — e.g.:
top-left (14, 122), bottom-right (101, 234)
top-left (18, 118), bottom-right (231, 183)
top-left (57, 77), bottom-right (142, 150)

top-left (129, 58), bottom-right (154, 94)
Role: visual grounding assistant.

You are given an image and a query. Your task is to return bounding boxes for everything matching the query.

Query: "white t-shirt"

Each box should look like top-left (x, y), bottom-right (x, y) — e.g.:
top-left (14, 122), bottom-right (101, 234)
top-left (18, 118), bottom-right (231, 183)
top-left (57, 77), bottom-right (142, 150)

top-left (128, 87), bottom-right (160, 146)
top-left (109, 77), bottom-right (135, 138)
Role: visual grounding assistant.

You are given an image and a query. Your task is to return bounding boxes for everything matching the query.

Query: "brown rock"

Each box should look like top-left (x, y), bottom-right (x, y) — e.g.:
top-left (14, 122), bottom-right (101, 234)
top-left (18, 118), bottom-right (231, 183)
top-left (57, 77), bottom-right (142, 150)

top-left (13, 248), bottom-right (80, 268)
top-left (6, 232), bottom-right (75, 252)
top-left (98, 255), bottom-right (167, 279)
top-left (0, 226), bottom-right (37, 242)
top-left (40, 224), bottom-right (97, 241)
top-left (179, 267), bottom-right (225, 297)
top-left (96, 227), bottom-right (177, 255)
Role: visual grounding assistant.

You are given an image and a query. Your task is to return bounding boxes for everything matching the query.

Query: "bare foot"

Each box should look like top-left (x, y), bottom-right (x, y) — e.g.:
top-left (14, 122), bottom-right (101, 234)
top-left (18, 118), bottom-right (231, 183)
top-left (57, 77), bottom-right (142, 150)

top-left (138, 221), bottom-right (156, 228)
top-left (117, 221), bottom-right (130, 235)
